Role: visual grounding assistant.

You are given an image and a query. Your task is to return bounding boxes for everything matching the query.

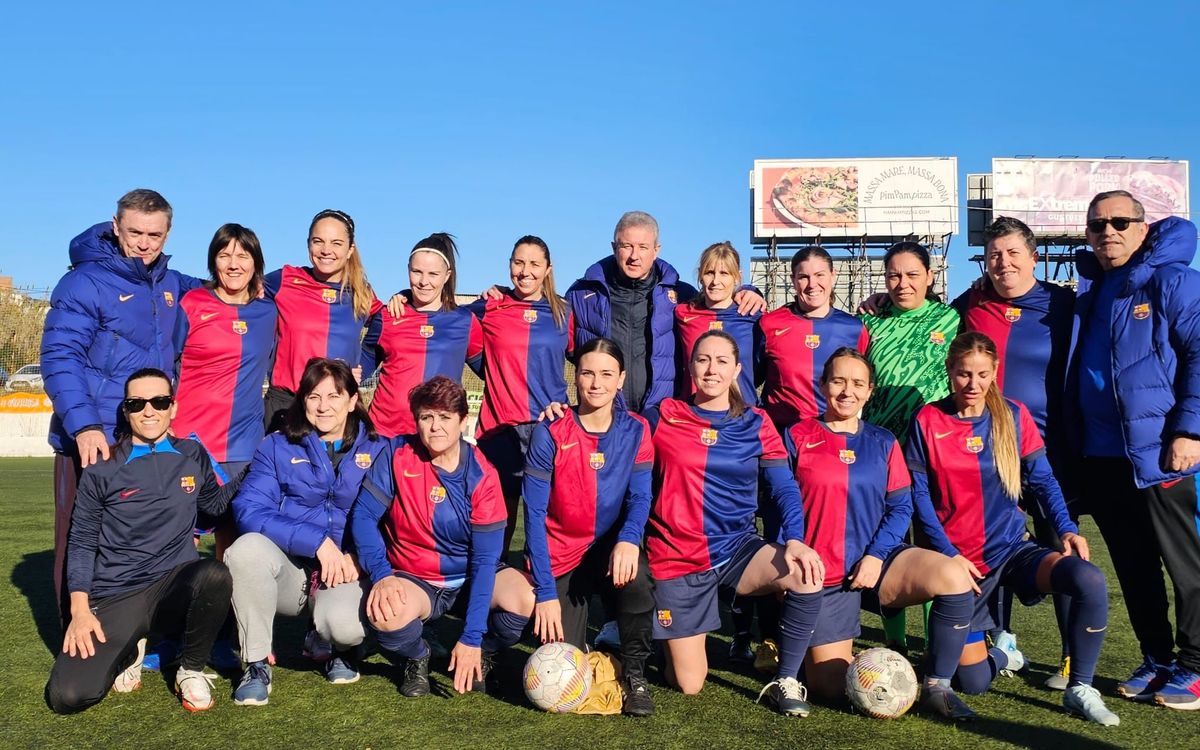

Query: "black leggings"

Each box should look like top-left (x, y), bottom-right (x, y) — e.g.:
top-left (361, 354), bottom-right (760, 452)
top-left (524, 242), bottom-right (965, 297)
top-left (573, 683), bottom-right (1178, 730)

top-left (45, 558), bottom-right (232, 714)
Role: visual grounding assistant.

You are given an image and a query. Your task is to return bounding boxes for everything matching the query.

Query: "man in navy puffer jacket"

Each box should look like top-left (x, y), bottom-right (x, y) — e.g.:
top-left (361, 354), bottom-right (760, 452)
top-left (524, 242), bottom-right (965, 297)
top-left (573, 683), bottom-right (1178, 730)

top-left (41, 189), bottom-right (200, 623)
top-left (1066, 189), bottom-right (1200, 709)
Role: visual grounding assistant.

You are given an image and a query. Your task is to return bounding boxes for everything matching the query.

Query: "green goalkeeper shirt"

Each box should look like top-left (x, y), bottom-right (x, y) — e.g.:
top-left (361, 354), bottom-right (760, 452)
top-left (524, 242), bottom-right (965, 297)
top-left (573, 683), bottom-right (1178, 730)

top-left (861, 299), bottom-right (961, 444)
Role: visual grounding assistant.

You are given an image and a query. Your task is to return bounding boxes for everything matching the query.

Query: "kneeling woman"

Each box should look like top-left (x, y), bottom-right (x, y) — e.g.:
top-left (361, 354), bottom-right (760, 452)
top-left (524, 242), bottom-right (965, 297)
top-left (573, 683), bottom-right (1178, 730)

top-left (226, 358), bottom-right (388, 705)
top-left (784, 347), bottom-right (975, 713)
top-left (350, 376), bottom-right (530, 697)
top-left (647, 330), bottom-right (824, 716)
top-left (491, 337), bottom-right (657, 715)
top-left (906, 331), bottom-right (1119, 726)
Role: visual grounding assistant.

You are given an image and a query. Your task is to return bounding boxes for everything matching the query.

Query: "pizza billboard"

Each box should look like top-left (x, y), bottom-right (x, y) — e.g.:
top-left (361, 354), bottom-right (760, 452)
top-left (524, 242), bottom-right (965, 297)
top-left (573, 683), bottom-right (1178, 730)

top-left (992, 157), bottom-right (1190, 238)
top-left (752, 157), bottom-right (959, 242)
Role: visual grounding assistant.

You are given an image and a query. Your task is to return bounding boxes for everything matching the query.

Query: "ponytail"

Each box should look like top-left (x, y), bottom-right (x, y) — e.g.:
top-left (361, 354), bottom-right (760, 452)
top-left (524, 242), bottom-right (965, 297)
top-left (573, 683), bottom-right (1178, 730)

top-left (342, 250), bottom-right (377, 320)
top-left (984, 382), bottom-right (1021, 500)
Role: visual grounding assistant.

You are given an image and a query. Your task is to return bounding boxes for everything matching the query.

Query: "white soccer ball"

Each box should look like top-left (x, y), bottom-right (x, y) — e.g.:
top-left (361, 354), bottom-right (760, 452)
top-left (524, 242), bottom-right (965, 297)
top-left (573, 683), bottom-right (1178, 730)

top-left (522, 642), bottom-right (592, 713)
top-left (845, 647), bottom-right (918, 719)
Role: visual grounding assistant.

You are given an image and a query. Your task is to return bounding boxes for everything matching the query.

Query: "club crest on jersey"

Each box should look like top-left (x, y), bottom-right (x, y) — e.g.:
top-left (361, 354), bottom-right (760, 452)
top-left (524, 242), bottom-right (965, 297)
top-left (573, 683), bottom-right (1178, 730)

top-left (354, 453), bottom-right (372, 469)
top-left (523, 309), bottom-right (538, 323)
top-left (1133, 303), bottom-right (1151, 320)
top-left (930, 331), bottom-right (946, 345)
top-left (321, 288), bottom-right (338, 304)
top-left (180, 476), bottom-right (196, 494)
top-left (839, 449), bottom-right (856, 465)
top-left (1004, 307), bottom-right (1022, 322)
top-left (163, 291), bottom-right (175, 307)
top-left (805, 334), bottom-right (821, 350)
top-left (700, 428), bottom-right (718, 446)
top-left (419, 324), bottom-right (435, 338)
top-left (232, 320), bottom-right (248, 335)
top-left (657, 609), bottom-right (673, 627)
top-left (429, 485), bottom-right (447, 504)
top-left (708, 320), bottom-right (724, 331)
top-left (589, 452), bottom-right (605, 470)
top-left (965, 436), bottom-right (984, 454)
top-left (666, 290), bottom-right (678, 304)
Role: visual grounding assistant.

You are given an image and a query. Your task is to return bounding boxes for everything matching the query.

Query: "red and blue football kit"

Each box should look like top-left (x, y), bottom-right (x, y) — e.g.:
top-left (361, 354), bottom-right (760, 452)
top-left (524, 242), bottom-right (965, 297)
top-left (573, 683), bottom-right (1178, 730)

top-left (173, 288), bottom-right (278, 463)
top-left (352, 437), bottom-right (507, 647)
top-left (905, 398), bottom-right (1077, 573)
top-left (645, 398), bottom-right (806, 581)
top-left (673, 302), bottom-right (762, 405)
top-left (759, 304), bottom-right (869, 428)
top-left (366, 299), bottom-right (484, 437)
top-left (784, 418), bottom-right (912, 586)
top-left (523, 409), bottom-right (654, 602)
top-left (264, 265), bottom-right (384, 393)
top-left (468, 294), bottom-right (573, 439)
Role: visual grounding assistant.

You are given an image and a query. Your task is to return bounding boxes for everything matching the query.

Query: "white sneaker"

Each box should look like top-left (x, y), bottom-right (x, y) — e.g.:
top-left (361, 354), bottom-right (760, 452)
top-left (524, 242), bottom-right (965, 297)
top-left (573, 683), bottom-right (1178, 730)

top-left (594, 620), bottom-right (620, 651)
top-left (112, 637), bottom-right (146, 693)
top-left (993, 631), bottom-right (1025, 674)
top-left (175, 667), bottom-right (217, 712)
top-left (1064, 684), bottom-right (1120, 726)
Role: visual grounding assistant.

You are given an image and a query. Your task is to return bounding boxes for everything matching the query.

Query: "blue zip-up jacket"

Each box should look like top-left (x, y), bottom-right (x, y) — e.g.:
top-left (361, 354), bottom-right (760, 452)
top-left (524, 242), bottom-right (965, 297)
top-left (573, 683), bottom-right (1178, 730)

top-left (41, 222), bottom-right (201, 452)
top-left (1066, 216), bottom-right (1200, 488)
top-left (232, 423), bottom-right (388, 558)
top-left (566, 256), bottom-right (697, 412)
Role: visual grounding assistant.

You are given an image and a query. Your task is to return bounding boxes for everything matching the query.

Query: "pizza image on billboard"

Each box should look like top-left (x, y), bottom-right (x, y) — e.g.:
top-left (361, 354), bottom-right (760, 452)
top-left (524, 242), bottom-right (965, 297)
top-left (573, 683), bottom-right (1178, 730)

top-left (771, 166), bottom-right (859, 228)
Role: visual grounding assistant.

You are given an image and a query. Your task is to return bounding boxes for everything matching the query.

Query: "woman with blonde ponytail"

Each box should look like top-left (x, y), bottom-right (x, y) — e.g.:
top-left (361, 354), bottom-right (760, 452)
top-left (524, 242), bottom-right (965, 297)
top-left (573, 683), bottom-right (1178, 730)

top-left (902, 331), bottom-right (1120, 726)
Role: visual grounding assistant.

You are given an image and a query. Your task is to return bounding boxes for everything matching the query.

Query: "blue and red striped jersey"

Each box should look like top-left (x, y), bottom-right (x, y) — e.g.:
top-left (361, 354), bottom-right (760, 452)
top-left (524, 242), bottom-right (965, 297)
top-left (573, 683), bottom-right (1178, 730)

top-left (784, 418), bottom-right (912, 587)
top-left (673, 301), bottom-right (762, 405)
top-left (905, 398), bottom-right (1078, 573)
top-left (366, 301), bottom-right (484, 437)
top-left (645, 398), bottom-right (806, 580)
top-left (173, 288), bottom-right (277, 463)
top-left (264, 265), bottom-right (383, 393)
top-left (523, 409), bottom-right (654, 601)
top-left (468, 294), bottom-right (573, 438)
top-left (759, 305), bottom-right (869, 428)
top-left (952, 281), bottom-right (1074, 441)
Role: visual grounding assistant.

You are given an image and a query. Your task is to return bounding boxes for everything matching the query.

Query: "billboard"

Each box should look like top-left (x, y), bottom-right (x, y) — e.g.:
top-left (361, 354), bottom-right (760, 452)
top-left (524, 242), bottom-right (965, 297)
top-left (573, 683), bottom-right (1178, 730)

top-left (992, 158), bottom-right (1190, 237)
top-left (752, 157), bottom-right (959, 242)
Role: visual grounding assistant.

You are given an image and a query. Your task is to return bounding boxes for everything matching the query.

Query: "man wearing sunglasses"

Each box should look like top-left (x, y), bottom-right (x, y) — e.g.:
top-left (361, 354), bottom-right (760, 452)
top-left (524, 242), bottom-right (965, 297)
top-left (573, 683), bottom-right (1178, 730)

top-left (46, 368), bottom-right (243, 714)
top-left (1067, 189), bottom-right (1200, 710)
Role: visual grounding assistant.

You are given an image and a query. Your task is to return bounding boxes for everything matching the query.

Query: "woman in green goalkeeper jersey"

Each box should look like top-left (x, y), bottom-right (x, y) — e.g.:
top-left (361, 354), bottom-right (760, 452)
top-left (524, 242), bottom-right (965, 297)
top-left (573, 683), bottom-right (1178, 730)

top-left (861, 242), bottom-right (960, 445)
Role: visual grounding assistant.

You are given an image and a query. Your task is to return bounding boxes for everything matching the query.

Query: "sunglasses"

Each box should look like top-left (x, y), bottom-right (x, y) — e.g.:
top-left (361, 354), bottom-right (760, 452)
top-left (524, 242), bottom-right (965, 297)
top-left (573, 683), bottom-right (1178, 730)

top-left (122, 395), bottom-right (174, 412)
top-left (1086, 217), bottom-right (1144, 233)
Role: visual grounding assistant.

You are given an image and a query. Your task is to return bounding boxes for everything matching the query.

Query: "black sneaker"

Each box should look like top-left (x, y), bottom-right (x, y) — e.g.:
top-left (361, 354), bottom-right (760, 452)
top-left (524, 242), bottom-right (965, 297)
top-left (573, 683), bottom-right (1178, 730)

top-left (472, 650), bottom-right (497, 693)
top-left (623, 673), bottom-right (654, 717)
top-left (401, 653), bottom-right (430, 697)
top-left (729, 633), bottom-right (754, 664)
top-left (756, 677), bottom-right (811, 717)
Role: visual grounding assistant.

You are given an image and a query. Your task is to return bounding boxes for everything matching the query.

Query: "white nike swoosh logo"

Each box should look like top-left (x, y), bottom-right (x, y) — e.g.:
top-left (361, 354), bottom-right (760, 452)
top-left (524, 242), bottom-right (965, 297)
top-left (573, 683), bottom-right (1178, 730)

top-left (583, 292), bottom-right (596, 299)
top-left (200, 312), bottom-right (218, 321)
top-left (953, 623), bottom-right (969, 630)
top-left (119, 294), bottom-right (134, 302)
top-left (774, 327), bottom-right (791, 336)
top-left (681, 315), bottom-right (698, 323)
top-left (805, 441), bottom-right (825, 449)
top-left (290, 457), bottom-right (310, 464)
top-left (292, 277), bottom-right (305, 284)
top-left (560, 442), bottom-right (578, 450)
top-left (1085, 626), bottom-right (1107, 633)
top-left (403, 470), bottom-right (421, 478)
top-left (934, 431), bottom-right (953, 440)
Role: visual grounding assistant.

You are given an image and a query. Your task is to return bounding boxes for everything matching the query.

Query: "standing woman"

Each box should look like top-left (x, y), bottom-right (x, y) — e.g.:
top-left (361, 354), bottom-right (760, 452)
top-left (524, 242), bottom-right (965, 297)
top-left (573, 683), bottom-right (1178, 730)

top-left (673, 242), bottom-right (761, 404)
top-left (906, 331), bottom-right (1119, 726)
top-left (784, 347), bottom-right (975, 717)
top-left (263, 209), bottom-right (383, 430)
top-left (490, 337), bottom-right (657, 716)
top-left (366, 233), bottom-right (483, 438)
top-left (647, 330), bottom-right (824, 717)
top-left (225, 358), bottom-right (388, 705)
top-left (469, 235), bottom-right (573, 549)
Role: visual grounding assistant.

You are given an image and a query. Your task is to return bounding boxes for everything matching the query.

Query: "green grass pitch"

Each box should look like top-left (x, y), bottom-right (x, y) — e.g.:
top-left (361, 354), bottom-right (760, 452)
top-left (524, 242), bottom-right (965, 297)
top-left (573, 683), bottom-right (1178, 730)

top-left (3, 457), bottom-right (1196, 749)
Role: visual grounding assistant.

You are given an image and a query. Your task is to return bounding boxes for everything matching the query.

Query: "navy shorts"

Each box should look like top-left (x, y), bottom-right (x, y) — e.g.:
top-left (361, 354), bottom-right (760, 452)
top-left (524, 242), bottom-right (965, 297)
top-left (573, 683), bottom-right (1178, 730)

top-left (970, 540), bottom-right (1054, 632)
top-left (652, 534), bottom-right (769, 639)
top-left (477, 422), bottom-right (537, 501)
top-left (810, 544), bottom-right (911, 647)
top-left (394, 572), bottom-right (462, 622)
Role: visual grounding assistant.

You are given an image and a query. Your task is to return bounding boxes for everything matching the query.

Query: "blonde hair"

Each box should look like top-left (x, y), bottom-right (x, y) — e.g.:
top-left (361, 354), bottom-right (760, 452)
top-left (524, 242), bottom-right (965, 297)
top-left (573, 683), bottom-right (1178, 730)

top-left (696, 241), bottom-right (743, 291)
top-left (308, 209), bottom-right (376, 320)
top-left (948, 332), bottom-right (1020, 500)
top-left (512, 235), bottom-right (568, 330)
top-left (691, 330), bottom-right (746, 418)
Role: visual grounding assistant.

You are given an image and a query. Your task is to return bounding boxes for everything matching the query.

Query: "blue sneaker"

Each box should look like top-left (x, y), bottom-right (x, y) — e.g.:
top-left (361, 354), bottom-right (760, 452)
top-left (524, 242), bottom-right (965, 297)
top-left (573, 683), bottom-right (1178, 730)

top-left (142, 638), bottom-right (181, 672)
top-left (992, 631), bottom-right (1025, 674)
top-left (209, 639), bottom-right (240, 671)
top-left (1117, 656), bottom-right (1174, 701)
top-left (323, 653), bottom-right (360, 685)
top-left (1154, 664), bottom-right (1200, 710)
top-left (233, 660), bottom-right (272, 706)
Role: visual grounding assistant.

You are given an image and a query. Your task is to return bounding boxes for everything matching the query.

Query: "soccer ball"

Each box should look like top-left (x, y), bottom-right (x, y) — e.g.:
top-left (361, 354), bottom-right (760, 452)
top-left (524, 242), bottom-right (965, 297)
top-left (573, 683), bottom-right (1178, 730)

top-left (522, 642), bottom-right (592, 713)
top-left (845, 647), bottom-right (918, 719)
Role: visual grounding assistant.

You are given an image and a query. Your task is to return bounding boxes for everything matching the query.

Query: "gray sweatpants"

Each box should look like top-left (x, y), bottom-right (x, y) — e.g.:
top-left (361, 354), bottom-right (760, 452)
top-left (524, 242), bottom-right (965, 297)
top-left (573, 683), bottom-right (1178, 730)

top-left (225, 532), bottom-right (367, 663)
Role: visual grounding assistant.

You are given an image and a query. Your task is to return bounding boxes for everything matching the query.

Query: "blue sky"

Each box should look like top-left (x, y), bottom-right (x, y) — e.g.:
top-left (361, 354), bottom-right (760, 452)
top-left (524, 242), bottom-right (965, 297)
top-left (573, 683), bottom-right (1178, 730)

top-left (2, 1), bottom-right (1196, 299)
